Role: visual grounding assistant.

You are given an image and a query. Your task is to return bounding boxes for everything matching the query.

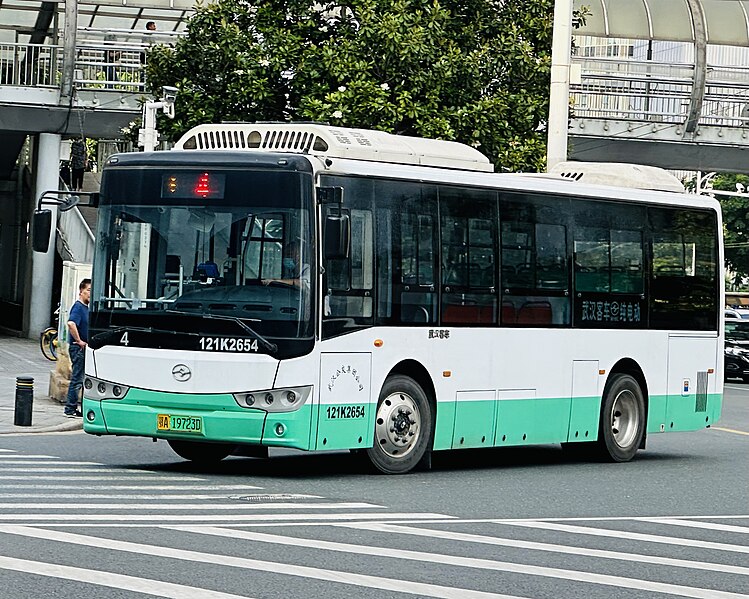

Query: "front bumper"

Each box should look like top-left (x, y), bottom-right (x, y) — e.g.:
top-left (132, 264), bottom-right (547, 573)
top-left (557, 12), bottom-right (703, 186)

top-left (83, 387), bottom-right (314, 450)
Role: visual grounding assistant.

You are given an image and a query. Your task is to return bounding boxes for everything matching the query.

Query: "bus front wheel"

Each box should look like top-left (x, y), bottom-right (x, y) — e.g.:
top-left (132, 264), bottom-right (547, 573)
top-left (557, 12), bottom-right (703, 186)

top-left (366, 375), bottom-right (433, 475)
top-left (167, 440), bottom-right (234, 464)
top-left (597, 374), bottom-right (645, 462)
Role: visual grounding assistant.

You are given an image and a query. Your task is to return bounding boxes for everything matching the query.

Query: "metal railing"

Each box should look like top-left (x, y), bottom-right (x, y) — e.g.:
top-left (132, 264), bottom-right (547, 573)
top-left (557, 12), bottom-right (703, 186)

top-left (0, 38), bottom-right (158, 93)
top-left (0, 43), bottom-right (59, 87)
top-left (571, 57), bottom-right (749, 129)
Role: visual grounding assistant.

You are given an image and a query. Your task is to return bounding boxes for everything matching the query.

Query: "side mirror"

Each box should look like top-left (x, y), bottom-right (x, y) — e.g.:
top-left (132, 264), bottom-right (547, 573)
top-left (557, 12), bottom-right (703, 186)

top-left (324, 212), bottom-right (350, 260)
top-left (32, 209), bottom-right (52, 253)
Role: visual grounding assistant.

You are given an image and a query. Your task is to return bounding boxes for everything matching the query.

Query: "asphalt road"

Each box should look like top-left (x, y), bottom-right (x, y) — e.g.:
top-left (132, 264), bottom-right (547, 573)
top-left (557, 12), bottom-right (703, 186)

top-left (0, 385), bottom-right (746, 599)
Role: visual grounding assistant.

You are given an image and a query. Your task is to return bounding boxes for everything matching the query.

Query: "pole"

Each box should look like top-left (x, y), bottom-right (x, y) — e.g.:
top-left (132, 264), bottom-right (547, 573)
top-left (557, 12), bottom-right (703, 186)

top-left (546, 0), bottom-right (574, 171)
top-left (60, 0), bottom-right (78, 100)
top-left (14, 376), bottom-right (34, 426)
top-left (28, 133), bottom-right (61, 339)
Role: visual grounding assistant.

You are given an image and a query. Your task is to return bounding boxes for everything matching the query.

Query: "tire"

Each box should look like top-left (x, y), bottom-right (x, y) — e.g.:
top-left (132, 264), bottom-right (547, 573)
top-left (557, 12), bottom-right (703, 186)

top-left (366, 375), bottom-right (433, 474)
top-left (40, 329), bottom-right (58, 361)
top-left (167, 440), bottom-right (234, 464)
top-left (596, 373), bottom-right (645, 462)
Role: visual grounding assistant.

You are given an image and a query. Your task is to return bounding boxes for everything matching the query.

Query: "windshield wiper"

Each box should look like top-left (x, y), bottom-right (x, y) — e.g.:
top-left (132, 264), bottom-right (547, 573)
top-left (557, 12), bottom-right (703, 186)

top-left (164, 309), bottom-right (278, 353)
top-left (91, 326), bottom-right (198, 344)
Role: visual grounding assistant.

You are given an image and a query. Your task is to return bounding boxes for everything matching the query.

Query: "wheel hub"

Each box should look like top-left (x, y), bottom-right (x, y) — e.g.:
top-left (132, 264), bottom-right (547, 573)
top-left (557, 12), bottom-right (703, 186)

top-left (610, 389), bottom-right (639, 449)
top-left (374, 392), bottom-right (421, 458)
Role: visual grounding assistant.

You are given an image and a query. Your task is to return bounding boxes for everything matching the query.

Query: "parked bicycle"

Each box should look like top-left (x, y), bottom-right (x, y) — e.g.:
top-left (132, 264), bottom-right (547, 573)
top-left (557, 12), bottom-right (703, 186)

top-left (40, 305), bottom-right (60, 361)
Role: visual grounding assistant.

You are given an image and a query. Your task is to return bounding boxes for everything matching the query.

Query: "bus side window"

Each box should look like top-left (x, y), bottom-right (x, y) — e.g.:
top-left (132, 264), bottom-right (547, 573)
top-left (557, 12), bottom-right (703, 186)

top-left (500, 194), bottom-right (570, 327)
top-left (439, 186), bottom-right (498, 326)
top-left (319, 175), bottom-right (377, 339)
top-left (649, 207), bottom-right (718, 330)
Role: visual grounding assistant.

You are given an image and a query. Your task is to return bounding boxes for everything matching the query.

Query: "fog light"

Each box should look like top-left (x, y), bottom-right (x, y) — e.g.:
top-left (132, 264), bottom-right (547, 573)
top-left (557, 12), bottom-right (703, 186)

top-left (274, 423), bottom-right (286, 436)
top-left (286, 391), bottom-right (296, 403)
top-left (86, 410), bottom-right (96, 422)
top-left (265, 393), bottom-right (274, 405)
top-left (84, 378), bottom-right (93, 390)
top-left (113, 385), bottom-right (122, 397)
top-left (97, 382), bottom-right (106, 394)
top-left (246, 394), bottom-right (255, 406)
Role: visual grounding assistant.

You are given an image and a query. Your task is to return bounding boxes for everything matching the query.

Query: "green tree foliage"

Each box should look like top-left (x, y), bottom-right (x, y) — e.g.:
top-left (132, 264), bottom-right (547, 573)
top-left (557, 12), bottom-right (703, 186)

top-left (711, 173), bottom-right (749, 286)
top-left (146, 0), bottom-right (555, 171)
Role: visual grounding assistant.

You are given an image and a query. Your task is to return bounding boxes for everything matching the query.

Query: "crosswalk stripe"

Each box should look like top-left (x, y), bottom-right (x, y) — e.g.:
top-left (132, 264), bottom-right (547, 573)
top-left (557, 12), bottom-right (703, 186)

top-left (0, 461), bottom-right (101, 466)
top-left (0, 525), bottom-right (527, 599)
top-left (0, 493), bottom-right (310, 500)
top-left (0, 554), bottom-right (255, 599)
top-left (0, 455), bottom-right (59, 459)
top-left (0, 484), bottom-right (259, 490)
top-left (164, 525), bottom-right (748, 599)
top-left (339, 522), bottom-right (749, 576)
top-left (0, 512), bottom-right (450, 523)
top-left (0, 502), bottom-right (382, 511)
top-left (0, 467), bottom-right (161, 473)
top-left (639, 518), bottom-right (749, 535)
top-left (498, 521), bottom-right (749, 554)
top-left (0, 450), bottom-right (15, 453)
top-left (0, 476), bottom-right (204, 481)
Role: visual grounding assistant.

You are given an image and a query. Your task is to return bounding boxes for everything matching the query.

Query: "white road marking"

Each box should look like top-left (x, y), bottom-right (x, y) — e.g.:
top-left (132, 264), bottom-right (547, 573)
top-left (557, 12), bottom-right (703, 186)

top-left (0, 476), bottom-right (204, 481)
top-left (0, 493), bottom-right (311, 500)
top-left (0, 525), bottom-right (527, 599)
top-left (340, 522), bottom-right (749, 576)
top-left (0, 502), bottom-right (382, 511)
top-left (0, 455), bottom-right (59, 459)
top-left (0, 461), bottom-right (101, 466)
top-left (0, 512), bottom-right (451, 523)
top-left (0, 484), bottom-right (259, 490)
top-left (0, 467), bottom-right (161, 473)
top-left (639, 518), bottom-right (749, 534)
top-left (0, 554), bottom-right (255, 599)
top-left (497, 521), bottom-right (749, 554)
top-left (167, 526), bottom-right (748, 599)
top-left (0, 450), bottom-right (15, 453)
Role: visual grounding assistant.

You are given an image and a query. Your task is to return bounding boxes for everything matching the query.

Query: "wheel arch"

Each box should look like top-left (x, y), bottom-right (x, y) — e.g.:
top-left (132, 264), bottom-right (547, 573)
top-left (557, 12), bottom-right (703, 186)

top-left (387, 360), bottom-right (437, 412)
top-left (607, 358), bottom-right (649, 449)
top-left (386, 360), bottom-right (437, 447)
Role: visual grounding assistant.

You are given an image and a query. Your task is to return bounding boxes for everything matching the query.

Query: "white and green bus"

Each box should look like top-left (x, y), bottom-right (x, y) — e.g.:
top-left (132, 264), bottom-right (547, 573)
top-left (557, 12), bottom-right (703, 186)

top-left (76, 124), bottom-right (723, 473)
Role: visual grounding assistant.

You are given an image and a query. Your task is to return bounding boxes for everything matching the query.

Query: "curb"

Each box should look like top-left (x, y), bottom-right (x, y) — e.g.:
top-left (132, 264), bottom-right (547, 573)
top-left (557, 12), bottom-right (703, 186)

top-left (0, 420), bottom-right (83, 435)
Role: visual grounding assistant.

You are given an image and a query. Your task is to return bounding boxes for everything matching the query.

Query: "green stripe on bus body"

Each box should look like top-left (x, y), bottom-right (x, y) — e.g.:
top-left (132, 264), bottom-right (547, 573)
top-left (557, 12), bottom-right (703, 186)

top-left (314, 402), bottom-right (376, 451)
top-left (431, 393), bottom-right (722, 451)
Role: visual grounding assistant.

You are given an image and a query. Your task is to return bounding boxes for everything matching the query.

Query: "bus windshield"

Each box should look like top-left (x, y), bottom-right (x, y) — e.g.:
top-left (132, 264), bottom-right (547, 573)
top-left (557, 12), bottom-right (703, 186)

top-left (90, 168), bottom-right (314, 357)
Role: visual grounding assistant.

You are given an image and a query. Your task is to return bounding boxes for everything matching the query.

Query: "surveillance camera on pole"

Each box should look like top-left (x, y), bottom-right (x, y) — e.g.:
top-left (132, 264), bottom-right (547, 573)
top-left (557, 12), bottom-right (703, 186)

top-left (138, 86), bottom-right (178, 152)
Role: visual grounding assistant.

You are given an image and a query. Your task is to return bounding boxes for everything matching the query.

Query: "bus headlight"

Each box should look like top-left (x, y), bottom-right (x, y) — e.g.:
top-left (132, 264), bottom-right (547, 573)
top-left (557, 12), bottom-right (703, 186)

top-left (233, 386), bottom-right (311, 412)
top-left (83, 376), bottom-right (130, 400)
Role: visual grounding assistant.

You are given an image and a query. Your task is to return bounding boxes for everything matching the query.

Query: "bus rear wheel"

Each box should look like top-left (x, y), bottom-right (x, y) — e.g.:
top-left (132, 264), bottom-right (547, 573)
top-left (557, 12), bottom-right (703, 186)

top-left (167, 440), bottom-right (234, 464)
top-left (366, 375), bottom-right (433, 475)
top-left (597, 374), bottom-right (645, 462)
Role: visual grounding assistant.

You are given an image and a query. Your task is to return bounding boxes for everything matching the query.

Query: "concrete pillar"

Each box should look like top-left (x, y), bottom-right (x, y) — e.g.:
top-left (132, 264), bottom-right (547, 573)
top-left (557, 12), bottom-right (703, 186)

top-left (28, 132), bottom-right (61, 338)
top-left (546, 0), bottom-right (574, 171)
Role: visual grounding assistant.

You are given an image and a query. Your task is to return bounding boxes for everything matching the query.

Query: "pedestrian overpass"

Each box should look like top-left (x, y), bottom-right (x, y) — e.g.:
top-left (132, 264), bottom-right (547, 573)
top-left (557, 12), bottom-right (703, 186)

top-left (1, 0), bottom-right (747, 338)
top-left (569, 0), bottom-right (749, 172)
top-left (0, 0), bottom-right (192, 336)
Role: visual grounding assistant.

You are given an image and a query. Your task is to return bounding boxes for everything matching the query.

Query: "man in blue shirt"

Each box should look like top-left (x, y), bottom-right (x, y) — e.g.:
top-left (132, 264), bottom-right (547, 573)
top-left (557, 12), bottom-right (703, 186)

top-left (64, 278), bottom-right (91, 418)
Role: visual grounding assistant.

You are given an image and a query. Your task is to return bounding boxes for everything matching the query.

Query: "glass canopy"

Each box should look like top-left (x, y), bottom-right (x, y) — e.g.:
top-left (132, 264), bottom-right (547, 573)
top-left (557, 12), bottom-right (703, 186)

top-left (0, 0), bottom-right (206, 44)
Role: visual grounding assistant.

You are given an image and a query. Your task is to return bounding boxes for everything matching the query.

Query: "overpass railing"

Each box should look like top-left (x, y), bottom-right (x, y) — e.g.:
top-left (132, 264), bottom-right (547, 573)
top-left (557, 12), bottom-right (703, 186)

top-left (0, 32), bottom-right (180, 93)
top-left (570, 57), bottom-right (749, 129)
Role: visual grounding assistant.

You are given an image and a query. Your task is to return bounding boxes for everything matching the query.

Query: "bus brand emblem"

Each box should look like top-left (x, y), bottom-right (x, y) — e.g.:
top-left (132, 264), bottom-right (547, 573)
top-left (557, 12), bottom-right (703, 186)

top-left (172, 364), bottom-right (192, 382)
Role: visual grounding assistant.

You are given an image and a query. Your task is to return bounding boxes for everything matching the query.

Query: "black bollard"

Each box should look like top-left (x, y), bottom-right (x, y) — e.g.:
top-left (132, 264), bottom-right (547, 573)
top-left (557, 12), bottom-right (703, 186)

top-left (14, 376), bottom-right (34, 427)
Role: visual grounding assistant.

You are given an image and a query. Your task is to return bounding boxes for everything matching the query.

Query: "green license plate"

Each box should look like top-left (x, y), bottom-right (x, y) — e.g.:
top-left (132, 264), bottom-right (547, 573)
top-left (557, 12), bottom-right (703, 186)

top-left (157, 414), bottom-right (203, 434)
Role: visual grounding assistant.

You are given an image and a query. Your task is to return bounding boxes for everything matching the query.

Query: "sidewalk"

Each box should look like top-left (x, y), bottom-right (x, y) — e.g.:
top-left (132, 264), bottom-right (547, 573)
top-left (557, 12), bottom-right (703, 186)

top-left (0, 335), bottom-right (82, 434)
